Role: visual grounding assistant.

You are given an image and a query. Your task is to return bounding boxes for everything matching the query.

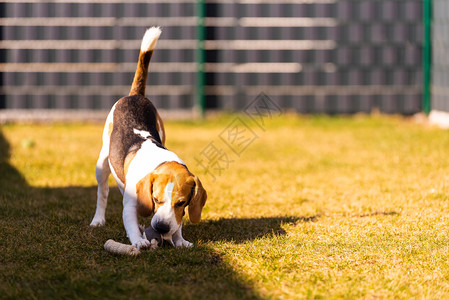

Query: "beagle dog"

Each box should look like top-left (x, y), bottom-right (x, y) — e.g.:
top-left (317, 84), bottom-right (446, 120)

top-left (90, 27), bottom-right (207, 249)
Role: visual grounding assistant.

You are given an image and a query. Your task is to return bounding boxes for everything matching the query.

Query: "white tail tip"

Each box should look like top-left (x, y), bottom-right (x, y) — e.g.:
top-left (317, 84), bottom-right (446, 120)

top-left (140, 26), bottom-right (162, 52)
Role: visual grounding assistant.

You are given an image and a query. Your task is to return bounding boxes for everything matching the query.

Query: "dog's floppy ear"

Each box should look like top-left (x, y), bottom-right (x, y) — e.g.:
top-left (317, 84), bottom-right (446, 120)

top-left (188, 176), bottom-right (207, 224)
top-left (136, 173), bottom-right (155, 217)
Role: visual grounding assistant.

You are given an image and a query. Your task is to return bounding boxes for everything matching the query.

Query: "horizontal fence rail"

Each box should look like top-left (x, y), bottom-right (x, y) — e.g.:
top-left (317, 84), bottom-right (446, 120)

top-left (0, 0), bottom-right (423, 114)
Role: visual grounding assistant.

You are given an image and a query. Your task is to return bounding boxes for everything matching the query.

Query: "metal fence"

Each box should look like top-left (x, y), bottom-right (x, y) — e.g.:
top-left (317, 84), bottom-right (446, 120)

top-left (432, 0), bottom-right (449, 113)
top-left (0, 0), bottom-right (423, 115)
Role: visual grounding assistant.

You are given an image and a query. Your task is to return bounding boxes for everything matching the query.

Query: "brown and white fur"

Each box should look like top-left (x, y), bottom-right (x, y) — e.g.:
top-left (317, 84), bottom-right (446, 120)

top-left (90, 27), bottom-right (207, 249)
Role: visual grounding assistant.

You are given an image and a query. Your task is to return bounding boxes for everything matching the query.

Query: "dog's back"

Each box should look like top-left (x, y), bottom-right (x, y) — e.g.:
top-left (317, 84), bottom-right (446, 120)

top-left (109, 96), bottom-right (163, 182)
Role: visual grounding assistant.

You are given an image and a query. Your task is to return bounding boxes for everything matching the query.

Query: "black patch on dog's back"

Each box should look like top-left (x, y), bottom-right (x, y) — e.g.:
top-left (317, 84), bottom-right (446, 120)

top-left (109, 95), bottom-right (164, 183)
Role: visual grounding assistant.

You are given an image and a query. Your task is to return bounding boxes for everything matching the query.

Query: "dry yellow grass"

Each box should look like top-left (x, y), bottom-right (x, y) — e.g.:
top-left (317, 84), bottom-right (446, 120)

top-left (1, 114), bottom-right (449, 299)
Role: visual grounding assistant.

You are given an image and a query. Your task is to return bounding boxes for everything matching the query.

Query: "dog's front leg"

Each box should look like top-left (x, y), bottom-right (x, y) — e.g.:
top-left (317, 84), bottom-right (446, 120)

top-left (123, 193), bottom-right (151, 249)
top-left (172, 224), bottom-right (193, 248)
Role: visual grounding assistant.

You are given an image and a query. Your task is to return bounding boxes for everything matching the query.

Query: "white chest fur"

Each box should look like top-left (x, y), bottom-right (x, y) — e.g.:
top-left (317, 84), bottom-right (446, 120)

top-left (125, 139), bottom-right (185, 188)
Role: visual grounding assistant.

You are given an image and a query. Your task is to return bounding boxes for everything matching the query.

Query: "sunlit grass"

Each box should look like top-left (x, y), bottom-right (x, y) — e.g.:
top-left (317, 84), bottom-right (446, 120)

top-left (1, 115), bottom-right (449, 299)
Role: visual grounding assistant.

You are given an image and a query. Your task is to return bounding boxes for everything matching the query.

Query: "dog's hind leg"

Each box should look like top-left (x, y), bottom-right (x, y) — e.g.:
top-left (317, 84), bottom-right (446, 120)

top-left (90, 148), bottom-right (110, 227)
top-left (90, 109), bottom-right (115, 227)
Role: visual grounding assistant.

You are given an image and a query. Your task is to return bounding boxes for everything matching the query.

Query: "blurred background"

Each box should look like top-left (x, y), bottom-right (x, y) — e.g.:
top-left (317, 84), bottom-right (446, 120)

top-left (0, 0), bottom-right (447, 119)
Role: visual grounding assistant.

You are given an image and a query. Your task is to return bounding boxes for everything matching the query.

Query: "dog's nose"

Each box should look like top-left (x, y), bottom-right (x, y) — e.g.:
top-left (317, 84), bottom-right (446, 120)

top-left (153, 222), bottom-right (170, 234)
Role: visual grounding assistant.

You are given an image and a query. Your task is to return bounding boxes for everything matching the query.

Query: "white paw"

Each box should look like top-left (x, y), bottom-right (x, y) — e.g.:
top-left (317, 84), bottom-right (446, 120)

top-left (133, 238), bottom-right (152, 249)
top-left (90, 218), bottom-right (105, 227)
top-left (174, 239), bottom-right (193, 248)
top-left (148, 238), bottom-right (160, 250)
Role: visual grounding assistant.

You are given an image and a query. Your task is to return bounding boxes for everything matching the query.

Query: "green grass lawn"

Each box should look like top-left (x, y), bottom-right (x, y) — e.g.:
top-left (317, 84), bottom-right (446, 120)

top-left (1, 114), bottom-right (449, 299)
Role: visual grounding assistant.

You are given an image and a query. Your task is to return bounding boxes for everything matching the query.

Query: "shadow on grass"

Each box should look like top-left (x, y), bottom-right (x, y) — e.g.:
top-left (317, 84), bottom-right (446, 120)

top-left (0, 127), bottom-right (28, 189)
top-left (0, 129), bottom-right (311, 299)
top-left (186, 216), bottom-right (317, 244)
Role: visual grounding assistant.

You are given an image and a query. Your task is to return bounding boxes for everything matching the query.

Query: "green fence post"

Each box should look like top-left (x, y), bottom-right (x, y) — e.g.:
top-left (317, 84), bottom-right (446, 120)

top-left (423, 0), bottom-right (432, 115)
top-left (196, 0), bottom-right (206, 118)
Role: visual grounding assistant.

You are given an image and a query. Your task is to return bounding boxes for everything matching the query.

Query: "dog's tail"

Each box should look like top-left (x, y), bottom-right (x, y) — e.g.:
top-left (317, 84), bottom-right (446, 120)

top-left (129, 27), bottom-right (162, 97)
